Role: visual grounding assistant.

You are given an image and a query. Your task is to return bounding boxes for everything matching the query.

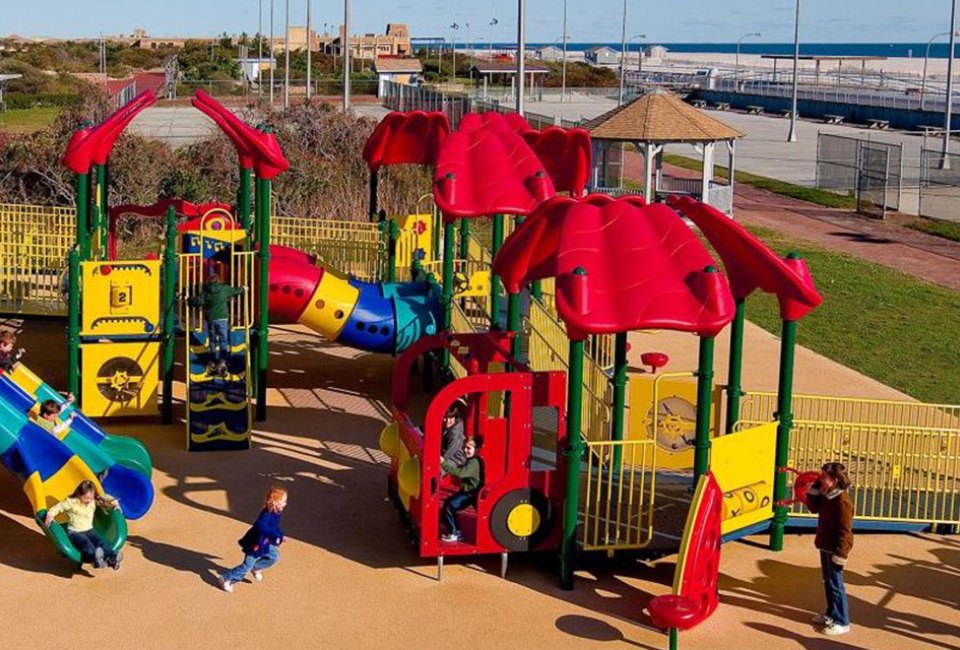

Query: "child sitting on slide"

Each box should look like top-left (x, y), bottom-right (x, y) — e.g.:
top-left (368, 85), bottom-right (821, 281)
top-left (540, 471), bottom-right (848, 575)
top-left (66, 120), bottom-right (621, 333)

top-left (44, 480), bottom-right (123, 571)
top-left (0, 330), bottom-right (25, 373)
top-left (33, 395), bottom-right (76, 437)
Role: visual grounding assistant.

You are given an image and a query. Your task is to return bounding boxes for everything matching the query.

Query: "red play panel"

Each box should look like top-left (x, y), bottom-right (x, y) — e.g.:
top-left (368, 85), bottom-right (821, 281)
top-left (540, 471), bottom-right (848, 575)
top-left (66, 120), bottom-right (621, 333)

top-left (493, 195), bottom-right (735, 339)
top-left (362, 111), bottom-right (451, 170)
top-left (433, 113), bottom-right (556, 219)
top-left (668, 196), bottom-right (822, 321)
top-left (520, 127), bottom-right (592, 196)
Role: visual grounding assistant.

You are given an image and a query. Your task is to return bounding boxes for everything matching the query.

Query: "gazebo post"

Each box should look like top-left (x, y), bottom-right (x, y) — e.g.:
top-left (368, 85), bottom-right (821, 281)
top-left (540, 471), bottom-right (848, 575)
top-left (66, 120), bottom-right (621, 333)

top-left (643, 142), bottom-right (654, 203)
top-left (701, 141), bottom-right (715, 207)
top-left (728, 140), bottom-right (736, 213)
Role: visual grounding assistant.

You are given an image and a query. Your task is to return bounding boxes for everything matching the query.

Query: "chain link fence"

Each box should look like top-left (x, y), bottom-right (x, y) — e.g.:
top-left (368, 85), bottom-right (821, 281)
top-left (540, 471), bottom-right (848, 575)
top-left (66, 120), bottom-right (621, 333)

top-left (919, 149), bottom-right (960, 223)
top-left (816, 132), bottom-right (902, 218)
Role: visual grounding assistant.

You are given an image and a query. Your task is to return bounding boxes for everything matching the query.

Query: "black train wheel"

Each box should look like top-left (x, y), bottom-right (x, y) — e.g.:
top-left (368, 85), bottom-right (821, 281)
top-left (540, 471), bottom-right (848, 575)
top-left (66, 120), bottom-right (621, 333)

top-left (489, 488), bottom-right (551, 552)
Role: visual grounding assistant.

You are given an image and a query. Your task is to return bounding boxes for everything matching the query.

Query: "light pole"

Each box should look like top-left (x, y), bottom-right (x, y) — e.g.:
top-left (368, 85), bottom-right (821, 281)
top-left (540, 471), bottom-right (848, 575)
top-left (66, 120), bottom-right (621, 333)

top-left (561, 0), bottom-right (568, 102)
top-left (269, 0), bottom-right (275, 105)
top-left (943, 0), bottom-right (958, 162)
top-left (618, 0), bottom-right (628, 106)
top-left (517, 0), bottom-right (526, 115)
top-left (786, 0), bottom-right (801, 142)
top-left (628, 33), bottom-right (647, 81)
top-left (921, 32), bottom-right (953, 112)
top-left (306, 0), bottom-right (312, 101)
top-left (343, 0), bottom-right (351, 111)
top-left (258, 0), bottom-right (263, 101)
top-left (489, 17), bottom-right (498, 53)
top-left (283, 0), bottom-right (290, 109)
top-left (450, 22), bottom-right (459, 81)
top-left (735, 31), bottom-right (761, 91)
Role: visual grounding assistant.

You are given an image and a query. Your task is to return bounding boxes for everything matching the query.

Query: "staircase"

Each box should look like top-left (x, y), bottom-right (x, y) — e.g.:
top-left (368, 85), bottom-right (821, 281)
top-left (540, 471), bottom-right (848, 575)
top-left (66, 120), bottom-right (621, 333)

top-left (186, 327), bottom-right (252, 451)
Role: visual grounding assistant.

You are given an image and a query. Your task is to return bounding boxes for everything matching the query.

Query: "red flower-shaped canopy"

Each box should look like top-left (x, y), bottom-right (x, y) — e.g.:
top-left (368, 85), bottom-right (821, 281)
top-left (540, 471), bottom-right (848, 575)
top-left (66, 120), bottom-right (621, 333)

top-left (63, 90), bottom-right (157, 174)
top-left (668, 196), bottom-right (822, 321)
top-left (521, 127), bottom-right (592, 196)
top-left (493, 195), bottom-right (736, 340)
top-left (433, 112), bottom-right (556, 220)
top-left (362, 111), bottom-right (451, 171)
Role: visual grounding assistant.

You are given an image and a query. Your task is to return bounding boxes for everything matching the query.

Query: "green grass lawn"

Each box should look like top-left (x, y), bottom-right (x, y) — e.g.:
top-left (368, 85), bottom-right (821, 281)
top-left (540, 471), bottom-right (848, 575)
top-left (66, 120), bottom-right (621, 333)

top-left (905, 217), bottom-right (960, 243)
top-left (738, 226), bottom-right (960, 405)
top-left (662, 153), bottom-right (857, 210)
top-left (0, 107), bottom-right (62, 133)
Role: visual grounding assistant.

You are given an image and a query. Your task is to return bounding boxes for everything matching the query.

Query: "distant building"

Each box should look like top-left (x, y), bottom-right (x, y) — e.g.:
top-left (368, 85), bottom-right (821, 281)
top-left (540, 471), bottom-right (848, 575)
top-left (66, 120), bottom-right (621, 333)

top-left (130, 28), bottom-right (213, 50)
top-left (645, 45), bottom-right (669, 59)
top-left (373, 57), bottom-right (422, 96)
top-left (585, 45), bottom-right (619, 66)
top-left (70, 72), bottom-right (138, 107)
top-left (332, 23), bottom-right (411, 60)
top-left (237, 57), bottom-right (276, 83)
top-left (536, 45), bottom-right (563, 62)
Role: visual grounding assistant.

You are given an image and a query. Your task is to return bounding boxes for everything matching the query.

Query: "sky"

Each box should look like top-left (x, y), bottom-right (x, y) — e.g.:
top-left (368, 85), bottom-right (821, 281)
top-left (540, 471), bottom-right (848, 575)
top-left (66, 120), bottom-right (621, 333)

top-left (2, 0), bottom-right (955, 43)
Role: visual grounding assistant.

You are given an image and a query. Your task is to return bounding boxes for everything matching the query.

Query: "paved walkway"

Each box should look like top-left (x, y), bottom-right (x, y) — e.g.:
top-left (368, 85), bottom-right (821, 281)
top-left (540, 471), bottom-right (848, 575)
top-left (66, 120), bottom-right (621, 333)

top-left (623, 151), bottom-right (960, 293)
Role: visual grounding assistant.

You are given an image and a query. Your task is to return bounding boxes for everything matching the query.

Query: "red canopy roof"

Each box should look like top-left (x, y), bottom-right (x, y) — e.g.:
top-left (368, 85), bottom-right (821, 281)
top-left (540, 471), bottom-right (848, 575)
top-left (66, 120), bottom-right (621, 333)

top-left (668, 196), bottom-right (822, 321)
top-left (62, 90), bottom-right (157, 173)
top-left (433, 112), bottom-right (556, 220)
top-left (521, 127), bottom-right (592, 196)
top-left (493, 195), bottom-right (735, 339)
top-left (362, 111), bottom-right (451, 171)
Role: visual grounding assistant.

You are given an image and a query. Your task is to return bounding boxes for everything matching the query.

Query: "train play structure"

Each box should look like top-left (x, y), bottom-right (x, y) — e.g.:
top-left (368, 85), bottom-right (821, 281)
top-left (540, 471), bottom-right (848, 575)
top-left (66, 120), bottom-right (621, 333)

top-left (0, 87), bottom-right (957, 649)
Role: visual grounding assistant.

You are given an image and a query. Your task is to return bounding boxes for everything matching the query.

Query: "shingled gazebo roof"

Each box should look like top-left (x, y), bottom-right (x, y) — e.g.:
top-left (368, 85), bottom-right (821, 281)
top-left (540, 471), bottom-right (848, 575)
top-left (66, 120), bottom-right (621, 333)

top-left (584, 89), bottom-right (744, 143)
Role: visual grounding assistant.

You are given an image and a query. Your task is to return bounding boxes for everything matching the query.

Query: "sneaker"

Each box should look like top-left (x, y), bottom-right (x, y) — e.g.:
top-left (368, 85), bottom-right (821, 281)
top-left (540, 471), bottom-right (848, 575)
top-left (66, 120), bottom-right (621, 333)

top-left (440, 532), bottom-right (461, 543)
top-left (811, 613), bottom-right (833, 625)
top-left (93, 547), bottom-right (106, 569)
top-left (206, 361), bottom-right (218, 375)
top-left (217, 360), bottom-right (229, 376)
top-left (218, 575), bottom-right (234, 593)
top-left (252, 570), bottom-right (263, 582)
top-left (821, 623), bottom-right (851, 636)
top-left (109, 552), bottom-right (123, 572)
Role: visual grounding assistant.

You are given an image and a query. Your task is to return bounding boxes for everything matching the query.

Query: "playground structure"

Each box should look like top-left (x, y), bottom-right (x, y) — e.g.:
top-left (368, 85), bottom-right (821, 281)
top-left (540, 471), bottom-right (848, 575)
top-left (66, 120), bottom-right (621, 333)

top-left (0, 89), bottom-right (956, 649)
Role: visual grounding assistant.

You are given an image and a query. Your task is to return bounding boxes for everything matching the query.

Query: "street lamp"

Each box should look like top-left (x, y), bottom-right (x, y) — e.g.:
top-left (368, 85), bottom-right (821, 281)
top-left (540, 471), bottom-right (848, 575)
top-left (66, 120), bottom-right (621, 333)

top-left (258, 0), bottom-right (263, 101)
top-left (269, 0), bottom-right (275, 105)
top-left (450, 22), bottom-right (459, 81)
top-left (944, 0), bottom-right (958, 163)
top-left (517, 0), bottom-right (525, 115)
top-left (735, 31), bottom-right (761, 90)
top-left (922, 31), bottom-right (956, 111)
top-left (343, 0), bottom-right (351, 111)
top-left (628, 33), bottom-right (647, 77)
top-left (786, 0), bottom-right (801, 142)
top-left (618, 0), bottom-right (628, 106)
top-left (561, 0), bottom-right (568, 102)
top-left (283, 0), bottom-right (290, 109)
top-left (306, 0), bottom-right (312, 101)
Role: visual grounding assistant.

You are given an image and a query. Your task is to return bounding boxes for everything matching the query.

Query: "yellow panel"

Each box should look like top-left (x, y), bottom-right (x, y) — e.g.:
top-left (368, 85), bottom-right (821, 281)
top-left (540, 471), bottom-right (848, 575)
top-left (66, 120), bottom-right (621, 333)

top-left (396, 443), bottom-right (419, 511)
top-left (297, 271), bottom-right (359, 341)
top-left (711, 422), bottom-right (777, 536)
top-left (7, 363), bottom-right (44, 399)
top-left (81, 341), bottom-right (160, 417)
top-left (393, 213), bottom-right (433, 271)
top-left (24, 457), bottom-right (103, 514)
top-left (80, 260), bottom-right (161, 337)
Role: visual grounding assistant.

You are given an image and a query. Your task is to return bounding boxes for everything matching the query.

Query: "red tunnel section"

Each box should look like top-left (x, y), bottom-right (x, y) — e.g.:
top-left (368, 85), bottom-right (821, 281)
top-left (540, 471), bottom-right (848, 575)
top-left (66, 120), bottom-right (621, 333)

top-left (266, 245), bottom-right (323, 324)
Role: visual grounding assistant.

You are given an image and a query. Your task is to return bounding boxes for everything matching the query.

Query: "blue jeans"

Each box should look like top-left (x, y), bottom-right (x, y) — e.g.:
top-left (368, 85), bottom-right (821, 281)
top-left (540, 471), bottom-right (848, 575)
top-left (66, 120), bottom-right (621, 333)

top-left (207, 319), bottom-right (230, 361)
top-left (222, 545), bottom-right (279, 582)
top-left (68, 529), bottom-right (116, 565)
top-left (820, 551), bottom-right (850, 626)
top-left (441, 492), bottom-right (475, 536)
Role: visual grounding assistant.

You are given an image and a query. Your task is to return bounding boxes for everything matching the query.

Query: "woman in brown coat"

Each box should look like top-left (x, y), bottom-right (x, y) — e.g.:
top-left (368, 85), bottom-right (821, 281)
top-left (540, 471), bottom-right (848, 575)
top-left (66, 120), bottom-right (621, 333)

top-left (804, 462), bottom-right (854, 636)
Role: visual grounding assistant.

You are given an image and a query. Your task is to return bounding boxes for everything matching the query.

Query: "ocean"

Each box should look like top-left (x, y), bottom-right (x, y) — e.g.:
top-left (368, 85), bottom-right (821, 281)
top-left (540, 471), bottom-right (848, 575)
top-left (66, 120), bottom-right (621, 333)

top-left (473, 42), bottom-right (960, 59)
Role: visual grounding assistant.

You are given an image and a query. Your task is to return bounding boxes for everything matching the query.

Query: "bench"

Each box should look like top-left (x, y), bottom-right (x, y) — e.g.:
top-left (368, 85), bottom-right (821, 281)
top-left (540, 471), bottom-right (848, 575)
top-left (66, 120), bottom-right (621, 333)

top-left (781, 109), bottom-right (796, 118)
top-left (918, 124), bottom-right (943, 135)
top-left (691, 99), bottom-right (707, 109)
top-left (746, 105), bottom-right (764, 115)
top-left (823, 114), bottom-right (845, 125)
top-left (714, 102), bottom-right (730, 111)
top-left (867, 118), bottom-right (890, 130)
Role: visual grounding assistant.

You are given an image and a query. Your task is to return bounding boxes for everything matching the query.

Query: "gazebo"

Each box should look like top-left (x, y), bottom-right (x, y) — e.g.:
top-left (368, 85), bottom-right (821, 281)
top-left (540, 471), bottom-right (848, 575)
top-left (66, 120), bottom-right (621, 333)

top-left (583, 89), bottom-right (743, 215)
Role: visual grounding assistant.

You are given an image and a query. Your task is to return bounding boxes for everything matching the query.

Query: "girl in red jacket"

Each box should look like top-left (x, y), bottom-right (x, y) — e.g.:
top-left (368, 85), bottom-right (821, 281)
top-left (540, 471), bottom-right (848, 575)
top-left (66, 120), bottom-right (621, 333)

top-left (804, 462), bottom-right (854, 636)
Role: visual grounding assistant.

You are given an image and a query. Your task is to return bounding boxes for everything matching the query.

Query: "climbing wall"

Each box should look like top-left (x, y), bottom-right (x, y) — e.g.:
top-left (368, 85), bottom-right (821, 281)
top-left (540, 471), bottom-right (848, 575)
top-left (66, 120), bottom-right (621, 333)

top-left (187, 327), bottom-right (251, 451)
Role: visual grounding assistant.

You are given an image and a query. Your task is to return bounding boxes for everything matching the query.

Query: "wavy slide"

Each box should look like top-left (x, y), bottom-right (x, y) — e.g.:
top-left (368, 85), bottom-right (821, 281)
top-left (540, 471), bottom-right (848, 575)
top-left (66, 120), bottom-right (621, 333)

top-left (0, 364), bottom-right (154, 564)
top-left (267, 245), bottom-right (441, 353)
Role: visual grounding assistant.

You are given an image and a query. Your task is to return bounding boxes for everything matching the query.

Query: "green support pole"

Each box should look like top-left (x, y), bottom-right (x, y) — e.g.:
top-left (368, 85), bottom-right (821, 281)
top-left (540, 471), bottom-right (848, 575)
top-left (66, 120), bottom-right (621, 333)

top-left (610, 332), bottom-right (628, 470)
top-left (432, 204), bottom-right (441, 263)
top-left (67, 248), bottom-right (81, 399)
top-left (239, 167), bottom-right (252, 235)
top-left (98, 163), bottom-right (109, 256)
top-left (490, 214), bottom-right (504, 328)
top-left (669, 628), bottom-right (679, 650)
top-left (388, 217), bottom-right (399, 283)
top-left (76, 173), bottom-right (90, 261)
top-left (249, 176), bottom-right (262, 397)
top-left (560, 267), bottom-right (587, 591)
top-left (693, 333), bottom-right (716, 485)
top-left (161, 206), bottom-right (177, 424)
top-left (255, 179), bottom-right (272, 422)
top-left (441, 220), bottom-right (456, 371)
top-left (368, 169), bottom-right (379, 222)
top-left (459, 218), bottom-right (470, 260)
top-left (507, 292), bottom-right (521, 360)
top-left (725, 298), bottom-right (746, 434)
top-left (770, 316), bottom-right (799, 551)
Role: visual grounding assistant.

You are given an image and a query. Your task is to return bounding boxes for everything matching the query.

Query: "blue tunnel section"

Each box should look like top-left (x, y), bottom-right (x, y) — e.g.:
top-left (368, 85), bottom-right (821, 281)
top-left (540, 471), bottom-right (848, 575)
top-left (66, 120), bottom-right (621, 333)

top-left (339, 279), bottom-right (441, 354)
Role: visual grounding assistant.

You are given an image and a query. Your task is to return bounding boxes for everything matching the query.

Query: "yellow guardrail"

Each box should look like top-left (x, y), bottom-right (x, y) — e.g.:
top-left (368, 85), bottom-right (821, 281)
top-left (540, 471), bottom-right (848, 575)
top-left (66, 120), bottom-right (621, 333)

top-left (739, 391), bottom-right (960, 526)
top-left (581, 439), bottom-right (657, 551)
top-left (271, 216), bottom-right (383, 281)
top-left (177, 249), bottom-right (256, 332)
top-left (0, 203), bottom-right (75, 316)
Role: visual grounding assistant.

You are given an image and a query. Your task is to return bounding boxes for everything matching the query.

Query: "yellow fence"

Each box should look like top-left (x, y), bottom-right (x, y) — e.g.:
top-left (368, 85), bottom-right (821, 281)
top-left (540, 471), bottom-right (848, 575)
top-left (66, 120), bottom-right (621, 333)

top-left (271, 216), bottom-right (383, 281)
top-left (739, 391), bottom-right (960, 526)
top-left (177, 249), bottom-right (257, 331)
top-left (581, 439), bottom-right (657, 551)
top-left (0, 203), bottom-right (75, 316)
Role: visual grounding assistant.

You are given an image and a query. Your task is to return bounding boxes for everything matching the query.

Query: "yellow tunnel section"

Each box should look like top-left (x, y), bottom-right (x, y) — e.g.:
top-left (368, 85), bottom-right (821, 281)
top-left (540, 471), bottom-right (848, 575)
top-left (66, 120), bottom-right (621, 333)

top-left (297, 267), bottom-right (361, 342)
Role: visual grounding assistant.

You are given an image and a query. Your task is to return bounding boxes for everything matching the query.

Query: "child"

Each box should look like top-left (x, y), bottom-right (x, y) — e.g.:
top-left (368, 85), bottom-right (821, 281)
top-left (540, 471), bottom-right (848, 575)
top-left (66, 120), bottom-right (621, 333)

top-left (805, 461), bottom-right (854, 636)
top-left (44, 480), bottom-right (122, 570)
top-left (439, 436), bottom-right (484, 543)
top-left (188, 271), bottom-right (243, 376)
top-left (440, 401), bottom-right (466, 473)
top-left (219, 486), bottom-right (288, 593)
top-left (0, 331), bottom-right (25, 373)
top-left (33, 395), bottom-right (76, 436)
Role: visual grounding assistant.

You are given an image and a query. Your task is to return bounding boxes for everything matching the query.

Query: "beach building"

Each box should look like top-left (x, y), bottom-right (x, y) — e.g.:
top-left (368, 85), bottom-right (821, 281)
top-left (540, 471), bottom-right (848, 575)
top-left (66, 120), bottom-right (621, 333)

top-left (645, 44), bottom-right (669, 59)
top-left (586, 46), bottom-right (619, 66)
top-left (332, 23), bottom-right (412, 60)
top-left (584, 89), bottom-right (742, 214)
top-left (373, 57), bottom-right (422, 96)
top-left (536, 45), bottom-right (563, 62)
